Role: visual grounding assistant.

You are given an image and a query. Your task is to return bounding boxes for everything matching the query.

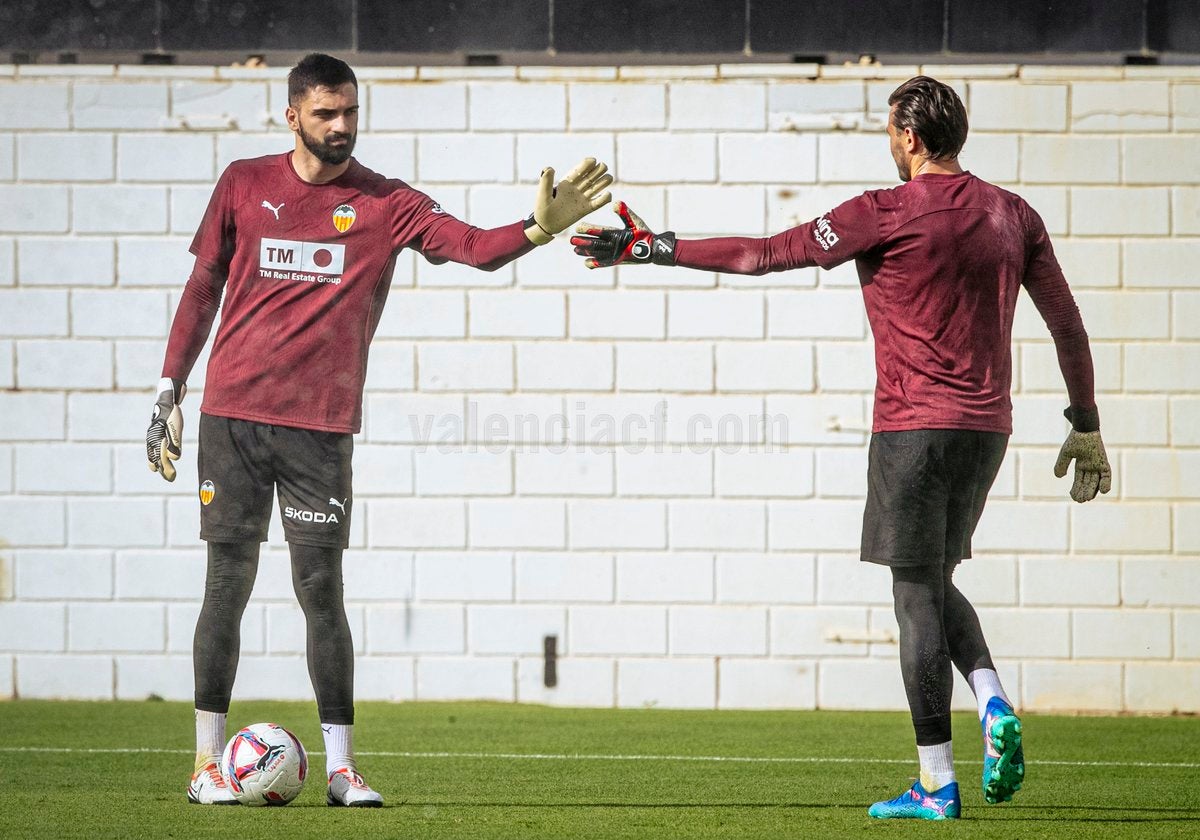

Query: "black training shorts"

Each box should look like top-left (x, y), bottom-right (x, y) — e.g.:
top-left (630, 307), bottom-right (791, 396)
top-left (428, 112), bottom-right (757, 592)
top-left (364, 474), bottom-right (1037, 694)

top-left (197, 413), bottom-right (353, 548)
top-left (860, 429), bottom-right (1008, 567)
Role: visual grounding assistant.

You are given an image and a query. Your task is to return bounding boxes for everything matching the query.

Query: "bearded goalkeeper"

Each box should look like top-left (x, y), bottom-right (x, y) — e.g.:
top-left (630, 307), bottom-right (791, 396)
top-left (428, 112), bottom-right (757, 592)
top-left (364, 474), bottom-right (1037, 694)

top-left (147, 52), bottom-right (611, 807)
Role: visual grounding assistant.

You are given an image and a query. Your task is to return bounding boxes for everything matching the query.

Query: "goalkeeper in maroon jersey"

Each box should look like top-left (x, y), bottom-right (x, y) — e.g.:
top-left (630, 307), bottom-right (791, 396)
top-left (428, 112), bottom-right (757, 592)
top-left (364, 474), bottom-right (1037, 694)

top-left (145, 53), bottom-right (611, 807)
top-left (573, 76), bottom-right (1111, 820)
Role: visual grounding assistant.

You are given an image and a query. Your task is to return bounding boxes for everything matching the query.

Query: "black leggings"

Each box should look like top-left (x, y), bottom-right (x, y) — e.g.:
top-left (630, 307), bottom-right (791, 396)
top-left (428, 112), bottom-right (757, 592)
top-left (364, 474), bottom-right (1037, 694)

top-left (891, 562), bottom-right (995, 745)
top-left (193, 541), bottom-right (355, 724)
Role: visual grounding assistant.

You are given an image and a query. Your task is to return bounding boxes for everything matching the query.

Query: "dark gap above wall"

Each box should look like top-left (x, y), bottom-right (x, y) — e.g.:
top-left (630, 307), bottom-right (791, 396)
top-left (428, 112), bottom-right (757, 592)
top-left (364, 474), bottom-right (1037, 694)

top-left (3, 0), bottom-right (1196, 65)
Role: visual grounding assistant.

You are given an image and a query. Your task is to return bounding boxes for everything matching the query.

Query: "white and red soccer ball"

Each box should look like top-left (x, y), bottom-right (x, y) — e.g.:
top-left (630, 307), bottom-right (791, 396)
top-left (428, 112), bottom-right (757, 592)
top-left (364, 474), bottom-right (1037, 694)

top-left (221, 722), bottom-right (307, 806)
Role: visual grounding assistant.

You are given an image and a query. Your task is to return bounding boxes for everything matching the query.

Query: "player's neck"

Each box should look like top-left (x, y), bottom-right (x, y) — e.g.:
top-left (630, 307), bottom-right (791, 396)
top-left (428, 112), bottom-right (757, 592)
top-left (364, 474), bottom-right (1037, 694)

top-left (911, 156), bottom-right (963, 179)
top-left (290, 148), bottom-right (351, 185)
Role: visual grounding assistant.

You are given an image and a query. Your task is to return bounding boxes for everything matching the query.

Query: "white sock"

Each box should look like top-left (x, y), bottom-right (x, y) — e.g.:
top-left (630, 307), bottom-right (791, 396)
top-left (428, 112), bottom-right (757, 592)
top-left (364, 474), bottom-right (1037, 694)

top-left (967, 668), bottom-right (1012, 720)
top-left (917, 742), bottom-right (956, 792)
top-left (195, 710), bottom-right (226, 764)
top-left (322, 723), bottom-right (355, 777)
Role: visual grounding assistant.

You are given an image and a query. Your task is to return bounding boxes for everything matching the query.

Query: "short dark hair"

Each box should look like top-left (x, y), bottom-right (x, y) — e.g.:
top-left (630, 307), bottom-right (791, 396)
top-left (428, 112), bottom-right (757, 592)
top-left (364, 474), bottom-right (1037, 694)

top-left (288, 53), bottom-right (358, 106)
top-left (887, 76), bottom-right (968, 161)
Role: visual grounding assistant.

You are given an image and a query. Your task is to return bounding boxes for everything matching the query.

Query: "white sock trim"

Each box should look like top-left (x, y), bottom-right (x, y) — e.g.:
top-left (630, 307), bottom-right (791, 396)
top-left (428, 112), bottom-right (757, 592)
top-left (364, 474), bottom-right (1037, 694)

top-left (917, 741), bottom-right (956, 792)
top-left (967, 668), bottom-right (1012, 720)
top-left (194, 709), bottom-right (226, 761)
top-left (322, 722), bottom-right (355, 777)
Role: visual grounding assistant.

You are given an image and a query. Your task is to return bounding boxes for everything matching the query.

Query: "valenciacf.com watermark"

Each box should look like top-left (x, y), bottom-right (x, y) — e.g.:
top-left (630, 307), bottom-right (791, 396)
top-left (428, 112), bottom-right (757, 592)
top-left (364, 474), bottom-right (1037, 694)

top-left (405, 399), bottom-right (794, 453)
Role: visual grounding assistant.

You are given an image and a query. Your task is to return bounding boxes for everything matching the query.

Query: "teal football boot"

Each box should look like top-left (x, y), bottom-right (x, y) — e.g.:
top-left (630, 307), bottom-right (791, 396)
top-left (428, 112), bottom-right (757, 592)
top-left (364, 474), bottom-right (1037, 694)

top-left (868, 780), bottom-right (961, 820)
top-left (982, 696), bottom-right (1025, 803)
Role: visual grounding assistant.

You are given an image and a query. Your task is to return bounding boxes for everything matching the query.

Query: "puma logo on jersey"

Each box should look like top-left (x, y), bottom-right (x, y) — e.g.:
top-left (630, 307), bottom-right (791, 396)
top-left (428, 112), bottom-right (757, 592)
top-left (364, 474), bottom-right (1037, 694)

top-left (329, 497), bottom-right (347, 514)
top-left (262, 200), bottom-right (285, 220)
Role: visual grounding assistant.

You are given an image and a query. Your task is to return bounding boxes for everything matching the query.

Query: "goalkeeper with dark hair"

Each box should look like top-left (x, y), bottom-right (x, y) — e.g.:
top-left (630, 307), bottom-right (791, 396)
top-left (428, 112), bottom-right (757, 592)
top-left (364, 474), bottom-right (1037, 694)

top-left (147, 52), bottom-right (610, 807)
top-left (573, 75), bottom-right (1110, 820)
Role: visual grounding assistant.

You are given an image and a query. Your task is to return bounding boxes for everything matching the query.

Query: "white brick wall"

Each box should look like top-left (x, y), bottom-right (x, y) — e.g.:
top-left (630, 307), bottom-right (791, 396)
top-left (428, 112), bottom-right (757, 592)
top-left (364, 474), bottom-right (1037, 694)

top-left (617, 658), bottom-right (714, 708)
top-left (718, 659), bottom-right (817, 709)
top-left (470, 83), bottom-right (566, 132)
top-left (16, 655), bottom-right (112, 699)
top-left (0, 135), bottom-right (12, 182)
top-left (569, 84), bottom-right (665, 131)
top-left (0, 290), bottom-right (69, 336)
top-left (617, 553), bottom-right (713, 603)
top-left (73, 83), bottom-right (168, 130)
top-left (369, 83), bottom-right (467, 131)
top-left (18, 134), bottom-right (113, 182)
top-left (618, 134), bottom-right (717, 184)
top-left (0, 64), bottom-right (1196, 712)
top-left (517, 656), bottom-right (614, 706)
top-left (0, 185), bottom-right (69, 232)
top-left (20, 238), bottom-right (114, 286)
top-left (0, 83), bottom-right (69, 129)
top-left (73, 185), bottom-right (169, 234)
top-left (1071, 81), bottom-right (1169, 132)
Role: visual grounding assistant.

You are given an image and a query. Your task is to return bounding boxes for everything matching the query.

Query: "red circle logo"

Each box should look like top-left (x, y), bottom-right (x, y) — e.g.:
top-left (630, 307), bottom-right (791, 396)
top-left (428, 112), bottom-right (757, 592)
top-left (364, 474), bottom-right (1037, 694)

top-left (312, 248), bottom-right (332, 268)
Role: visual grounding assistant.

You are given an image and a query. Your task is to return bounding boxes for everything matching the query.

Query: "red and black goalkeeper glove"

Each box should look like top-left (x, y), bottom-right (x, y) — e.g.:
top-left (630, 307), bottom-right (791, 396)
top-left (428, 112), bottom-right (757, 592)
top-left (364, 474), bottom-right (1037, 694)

top-left (570, 202), bottom-right (677, 269)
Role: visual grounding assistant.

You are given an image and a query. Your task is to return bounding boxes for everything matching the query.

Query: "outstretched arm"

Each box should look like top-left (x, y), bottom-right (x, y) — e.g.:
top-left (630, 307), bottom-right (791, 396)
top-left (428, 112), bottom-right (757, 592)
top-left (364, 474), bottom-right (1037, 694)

top-left (674, 227), bottom-right (824, 275)
top-left (573, 193), bottom-right (880, 275)
top-left (418, 217), bottom-right (539, 272)
top-left (416, 158), bottom-right (612, 271)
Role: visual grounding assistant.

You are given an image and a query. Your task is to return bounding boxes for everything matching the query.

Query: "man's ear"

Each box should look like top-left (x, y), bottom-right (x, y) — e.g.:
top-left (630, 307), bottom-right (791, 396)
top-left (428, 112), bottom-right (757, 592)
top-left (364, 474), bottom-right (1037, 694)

top-left (285, 105), bottom-right (299, 131)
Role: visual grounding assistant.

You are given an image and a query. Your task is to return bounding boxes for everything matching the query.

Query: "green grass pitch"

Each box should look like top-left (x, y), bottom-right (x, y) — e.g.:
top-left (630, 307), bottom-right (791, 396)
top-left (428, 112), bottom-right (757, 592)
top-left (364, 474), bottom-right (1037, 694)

top-left (1, 700), bottom-right (1197, 838)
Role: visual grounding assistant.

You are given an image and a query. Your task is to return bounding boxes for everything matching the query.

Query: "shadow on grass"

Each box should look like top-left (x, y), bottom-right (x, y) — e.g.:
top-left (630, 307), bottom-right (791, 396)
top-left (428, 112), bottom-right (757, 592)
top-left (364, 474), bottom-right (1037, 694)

top-left (972, 804), bottom-right (1200, 823)
top-left (362, 801), bottom-right (1200, 822)
top-left (230, 800), bottom-right (1200, 824)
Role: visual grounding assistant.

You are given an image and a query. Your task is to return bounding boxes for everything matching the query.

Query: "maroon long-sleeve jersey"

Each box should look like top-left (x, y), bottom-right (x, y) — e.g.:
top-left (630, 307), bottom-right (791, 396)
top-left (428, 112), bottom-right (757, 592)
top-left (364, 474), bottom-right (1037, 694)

top-left (162, 153), bottom-right (535, 433)
top-left (674, 171), bottom-right (1095, 434)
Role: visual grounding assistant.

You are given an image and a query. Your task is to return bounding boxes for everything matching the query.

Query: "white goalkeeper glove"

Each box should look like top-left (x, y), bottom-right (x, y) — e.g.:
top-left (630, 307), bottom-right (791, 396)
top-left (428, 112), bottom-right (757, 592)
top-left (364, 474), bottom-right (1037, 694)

top-left (523, 157), bottom-right (613, 246)
top-left (1054, 430), bottom-right (1111, 503)
top-left (146, 377), bottom-right (186, 482)
top-left (1054, 406), bottom-right (1111, 503)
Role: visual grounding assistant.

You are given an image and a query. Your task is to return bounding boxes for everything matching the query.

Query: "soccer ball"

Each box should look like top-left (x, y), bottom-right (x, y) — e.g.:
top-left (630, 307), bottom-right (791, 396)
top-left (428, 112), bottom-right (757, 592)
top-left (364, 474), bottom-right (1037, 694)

top-left (221, 722), bottom-right (308, 806)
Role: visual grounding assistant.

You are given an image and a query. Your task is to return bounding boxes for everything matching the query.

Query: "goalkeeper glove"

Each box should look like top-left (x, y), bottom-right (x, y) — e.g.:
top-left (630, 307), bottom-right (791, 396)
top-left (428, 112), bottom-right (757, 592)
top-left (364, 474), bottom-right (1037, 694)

top-left (570, 202), bottom-right (677, 268)
top-left (523, 157), bottom-right (613, 246)
top-left (146, 377), bottom-right (186, 482)
top-left (1054, 406), bottom-right (1111, 503)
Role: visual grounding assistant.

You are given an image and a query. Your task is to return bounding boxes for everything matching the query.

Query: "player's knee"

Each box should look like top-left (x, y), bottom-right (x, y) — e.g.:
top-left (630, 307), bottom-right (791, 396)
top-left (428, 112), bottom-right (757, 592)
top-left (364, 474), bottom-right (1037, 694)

top-left (293, 570), bottom-right (340, 607)
top-left (891, 577), bottom-right (943, 627)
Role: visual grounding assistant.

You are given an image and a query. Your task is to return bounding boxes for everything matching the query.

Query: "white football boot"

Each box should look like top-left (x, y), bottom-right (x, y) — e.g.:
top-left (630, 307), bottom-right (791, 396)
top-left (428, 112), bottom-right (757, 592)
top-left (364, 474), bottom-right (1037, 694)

top-left (327, 767), bottom-right (384, 807)
top-left (187, 758), bottom-right (239, 805)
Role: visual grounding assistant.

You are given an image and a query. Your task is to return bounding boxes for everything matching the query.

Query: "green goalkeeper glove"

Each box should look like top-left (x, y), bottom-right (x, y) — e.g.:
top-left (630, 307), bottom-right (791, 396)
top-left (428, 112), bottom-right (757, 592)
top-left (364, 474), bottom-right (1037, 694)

top-left (146, 377), bottom-right (186, 482)
top-left (523, 157), bottom-right (613, 246)
top-left (571, 202), bottom-right (677, 268)
top-left (1054, 407), bottom-right (1111, 503)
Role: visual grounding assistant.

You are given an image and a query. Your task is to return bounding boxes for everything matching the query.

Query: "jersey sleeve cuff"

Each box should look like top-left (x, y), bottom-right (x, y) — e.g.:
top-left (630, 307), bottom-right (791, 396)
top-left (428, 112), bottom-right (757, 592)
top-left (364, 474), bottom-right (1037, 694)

top-left (523, 214), bottom-right (553, 246)
top-left (1064, 405), bottom-right (1100, 433)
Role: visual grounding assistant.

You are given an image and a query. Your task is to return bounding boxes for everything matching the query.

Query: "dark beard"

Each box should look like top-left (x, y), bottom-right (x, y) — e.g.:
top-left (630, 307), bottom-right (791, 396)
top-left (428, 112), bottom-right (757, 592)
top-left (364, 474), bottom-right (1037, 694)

top-left (298, 123), bottom-right (355, 165)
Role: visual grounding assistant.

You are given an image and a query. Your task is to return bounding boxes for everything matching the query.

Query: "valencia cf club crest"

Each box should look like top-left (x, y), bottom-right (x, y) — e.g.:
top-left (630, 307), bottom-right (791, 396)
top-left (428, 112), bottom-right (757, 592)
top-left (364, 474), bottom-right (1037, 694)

top-left (199, 480), bottom-right (216, 506)
top-left (332, 204), bottom-right (356, 233)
